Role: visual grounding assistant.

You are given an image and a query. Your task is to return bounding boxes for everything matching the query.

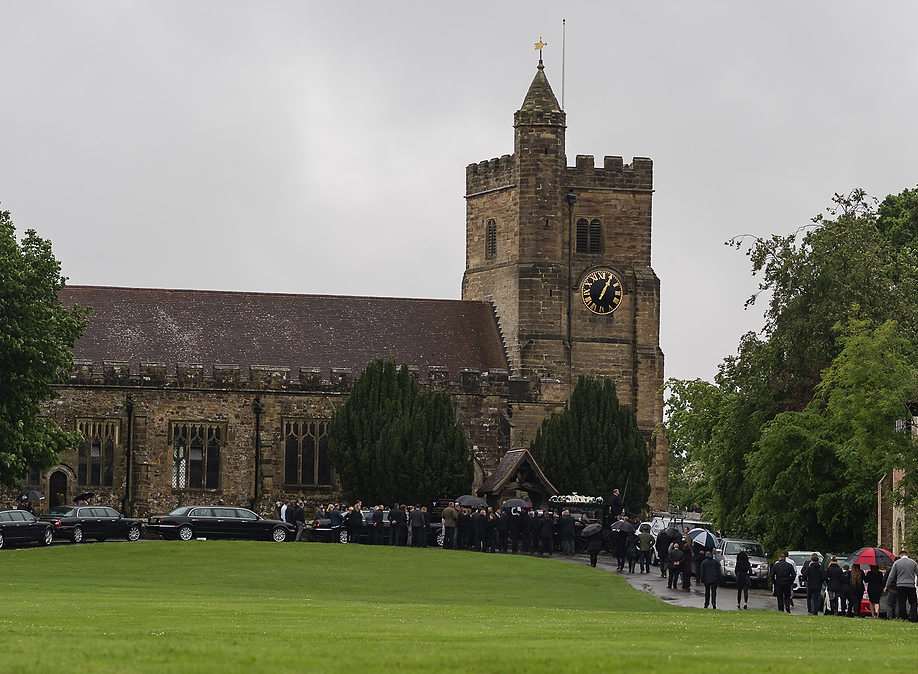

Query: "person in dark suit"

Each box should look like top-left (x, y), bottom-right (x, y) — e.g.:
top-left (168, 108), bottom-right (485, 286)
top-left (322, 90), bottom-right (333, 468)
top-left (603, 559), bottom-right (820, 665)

top-left (495, 509), bottom-right (509, 553)
top-left (457, 507), bottom-right (469, 549)
top-left (667, 542), bottom-right (684, 589)
top-left (771, 552), bottom-right (796, 613)
top-left (699, 550), bottom-right (722, 609)
top-left (388, 504), bottom-right (406, 546)
top-left (586, 530), bottom-right (603, 567)
top-left (825, 557), bottom-right (844, 614)
top-left (508, 508), bottom-right (523, 553)
top-left (538, 512), bottom-right (554, 557)
top-left (473, 508), bottom-right (487, 552)
top-left (680, 540), bottom-right (693, 590)
top-left (527, 511), bottom-right (539, 554)
top-left (801, 553), bottom-right (824, 614)
top-left (290, 501), bottom-right (306, 542)
top-left (558, 510), bottom-right (576, 556)
top-left (609, 489), bottom-right (623, 519)
top-left (409, 505), bottom-right (425, 547)
top-left (370, 505), bottom-right (384, 545)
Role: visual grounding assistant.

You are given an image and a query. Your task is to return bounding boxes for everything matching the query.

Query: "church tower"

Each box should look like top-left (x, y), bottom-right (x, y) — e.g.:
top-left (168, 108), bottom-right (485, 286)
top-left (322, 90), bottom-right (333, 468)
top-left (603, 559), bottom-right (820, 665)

top-left (462, 59), bottom-right (668, 508)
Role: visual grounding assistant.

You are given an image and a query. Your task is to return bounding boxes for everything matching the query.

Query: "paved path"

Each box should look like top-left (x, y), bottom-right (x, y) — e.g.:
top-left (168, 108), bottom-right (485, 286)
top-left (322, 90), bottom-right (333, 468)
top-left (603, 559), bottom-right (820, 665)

top-left (569, 557), bottom-right (798, 613)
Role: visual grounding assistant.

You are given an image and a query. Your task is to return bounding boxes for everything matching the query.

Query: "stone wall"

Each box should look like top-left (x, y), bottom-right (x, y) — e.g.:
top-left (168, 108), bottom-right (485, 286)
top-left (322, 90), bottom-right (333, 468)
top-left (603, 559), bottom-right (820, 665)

top-left (4, 364), bottom-right (531, 518)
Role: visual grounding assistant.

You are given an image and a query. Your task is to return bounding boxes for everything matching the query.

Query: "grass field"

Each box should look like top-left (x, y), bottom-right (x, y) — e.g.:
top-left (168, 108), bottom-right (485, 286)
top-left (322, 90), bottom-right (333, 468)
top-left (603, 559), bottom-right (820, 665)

top-left (1, 541), bottom-right (916, 673)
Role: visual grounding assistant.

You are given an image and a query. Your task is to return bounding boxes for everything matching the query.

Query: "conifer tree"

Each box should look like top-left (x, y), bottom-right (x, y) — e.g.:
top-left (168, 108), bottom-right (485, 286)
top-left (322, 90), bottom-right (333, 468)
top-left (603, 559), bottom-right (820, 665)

top-left (530, 377), bottom-right (650, 513)
top-left (329, 360), bottom-right (472, 503)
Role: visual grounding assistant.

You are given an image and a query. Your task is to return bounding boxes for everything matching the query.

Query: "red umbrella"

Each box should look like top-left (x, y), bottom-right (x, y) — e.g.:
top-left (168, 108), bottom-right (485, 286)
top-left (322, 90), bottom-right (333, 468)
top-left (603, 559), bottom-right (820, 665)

top-left (849, 547), bottom-right (895, 567)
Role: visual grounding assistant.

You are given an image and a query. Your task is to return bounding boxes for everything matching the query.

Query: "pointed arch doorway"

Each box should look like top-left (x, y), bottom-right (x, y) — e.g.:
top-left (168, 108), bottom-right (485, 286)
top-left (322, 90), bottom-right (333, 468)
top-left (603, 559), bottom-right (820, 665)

top-left (49, 470), bottom-right (69, 509)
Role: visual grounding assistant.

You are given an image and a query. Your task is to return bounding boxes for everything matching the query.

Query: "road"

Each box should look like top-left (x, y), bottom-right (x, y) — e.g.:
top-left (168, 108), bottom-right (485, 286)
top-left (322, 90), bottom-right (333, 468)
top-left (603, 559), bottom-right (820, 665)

top-left (585, 557), bottom-right (798, 612)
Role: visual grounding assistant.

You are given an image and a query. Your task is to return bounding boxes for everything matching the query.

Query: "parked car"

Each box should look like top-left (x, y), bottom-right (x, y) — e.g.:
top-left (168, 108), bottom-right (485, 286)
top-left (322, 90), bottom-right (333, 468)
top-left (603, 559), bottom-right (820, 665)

top-left (146, 506), bottom-right (294, 542)
top-left (787, 550), bottom-right (824, 596)
top-left (0, 509), bottom-right (53, 550)
top-left (310, 506), bottom-right (447, 546)
top-left (40, 506), bottom-right (144, 544)
top-left (715, 538), bottom-right (770, 587)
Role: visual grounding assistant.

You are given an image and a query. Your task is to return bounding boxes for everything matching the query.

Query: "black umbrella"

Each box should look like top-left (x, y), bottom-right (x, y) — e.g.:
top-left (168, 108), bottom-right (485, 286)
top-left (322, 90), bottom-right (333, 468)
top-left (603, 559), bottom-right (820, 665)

top-left (456, 495), bottom-right (487, 508)
top-left (580, 523), bottom-right (603, 537)
top-left (610, 520), bottom-right (636, 534)
top-left (501, 498), bottom-right (531, 510)
top-left (662, 527), bottom-right (683, 543)
top-left (75, 491), bottom-right (96, 503)
top-left (20, 489), bottom-right (44, 502)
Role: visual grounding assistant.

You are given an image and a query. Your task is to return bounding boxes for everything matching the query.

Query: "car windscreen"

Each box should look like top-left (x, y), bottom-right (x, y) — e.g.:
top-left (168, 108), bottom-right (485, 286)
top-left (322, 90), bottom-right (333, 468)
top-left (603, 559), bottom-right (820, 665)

top-left (788, 554), bottom-right (813, 566)
top-left (724, 542), bottom-right (764, 557)
top-left (47, 507), bottom-right (75, 516)
top-left (168, 507), bottom-right (192, 516)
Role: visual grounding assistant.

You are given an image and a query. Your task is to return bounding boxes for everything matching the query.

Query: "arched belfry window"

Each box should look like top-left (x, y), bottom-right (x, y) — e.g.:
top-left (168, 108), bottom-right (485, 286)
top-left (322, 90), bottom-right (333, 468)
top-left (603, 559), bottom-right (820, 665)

top-left (576, 218), bottom-right (602, 254)
top-left (485, 219), bottom-right (497, 260)
top-left (589, 219), bottom-right (602, 254)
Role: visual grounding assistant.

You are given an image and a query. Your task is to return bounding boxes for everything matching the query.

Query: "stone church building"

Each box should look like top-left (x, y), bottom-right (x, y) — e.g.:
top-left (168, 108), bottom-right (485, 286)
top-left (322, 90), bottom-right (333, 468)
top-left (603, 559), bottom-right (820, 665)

top-left (14, 61), bottom-right (668, 516)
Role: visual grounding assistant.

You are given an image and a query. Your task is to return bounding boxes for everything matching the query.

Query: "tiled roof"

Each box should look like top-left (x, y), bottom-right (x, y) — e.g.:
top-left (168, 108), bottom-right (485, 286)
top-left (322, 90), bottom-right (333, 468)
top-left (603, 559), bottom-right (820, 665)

top-left (479, 449), bottom-right (557, 495)
top-left (60, 286), bottom-right (508, 375)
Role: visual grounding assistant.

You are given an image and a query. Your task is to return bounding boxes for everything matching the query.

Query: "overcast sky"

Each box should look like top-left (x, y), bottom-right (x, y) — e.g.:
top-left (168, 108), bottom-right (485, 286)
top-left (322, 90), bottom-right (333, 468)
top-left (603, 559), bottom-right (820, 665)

top-left (2, 1), bottom-right (917, 382)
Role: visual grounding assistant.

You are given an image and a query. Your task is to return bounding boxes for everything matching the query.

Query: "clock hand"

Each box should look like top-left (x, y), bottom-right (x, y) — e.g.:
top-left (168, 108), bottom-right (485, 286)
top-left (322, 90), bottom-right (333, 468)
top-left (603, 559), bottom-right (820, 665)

top-left (598, 277), bottom-right (613, 301)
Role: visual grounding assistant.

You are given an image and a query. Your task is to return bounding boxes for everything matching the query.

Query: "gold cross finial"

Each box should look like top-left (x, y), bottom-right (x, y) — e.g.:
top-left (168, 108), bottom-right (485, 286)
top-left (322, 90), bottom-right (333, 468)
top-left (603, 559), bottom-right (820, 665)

top-left (534, 35), bottom-right (547, 65)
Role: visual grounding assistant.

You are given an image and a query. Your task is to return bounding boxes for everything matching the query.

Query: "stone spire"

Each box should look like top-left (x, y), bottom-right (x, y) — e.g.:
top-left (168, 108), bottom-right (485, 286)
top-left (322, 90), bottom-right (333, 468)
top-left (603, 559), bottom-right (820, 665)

top-left (518, 64), bottom-right (562, 115)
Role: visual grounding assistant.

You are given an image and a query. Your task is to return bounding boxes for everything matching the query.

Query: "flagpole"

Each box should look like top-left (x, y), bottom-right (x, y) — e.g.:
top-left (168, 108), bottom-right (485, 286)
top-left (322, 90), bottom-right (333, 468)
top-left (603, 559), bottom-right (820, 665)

top-left (561, 18), bottom-right (566, 109)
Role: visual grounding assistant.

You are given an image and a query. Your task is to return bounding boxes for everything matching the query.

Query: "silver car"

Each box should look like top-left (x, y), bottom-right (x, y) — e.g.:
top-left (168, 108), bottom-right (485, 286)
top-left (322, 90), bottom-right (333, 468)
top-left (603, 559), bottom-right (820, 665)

top-left (716, 538), bottom-right (769, 587)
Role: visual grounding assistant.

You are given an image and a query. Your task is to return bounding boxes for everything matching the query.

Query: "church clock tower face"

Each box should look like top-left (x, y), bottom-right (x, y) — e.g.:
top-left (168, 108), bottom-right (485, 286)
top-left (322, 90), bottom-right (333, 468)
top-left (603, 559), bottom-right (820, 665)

top-left (579, 268), bottom-right (623, 316)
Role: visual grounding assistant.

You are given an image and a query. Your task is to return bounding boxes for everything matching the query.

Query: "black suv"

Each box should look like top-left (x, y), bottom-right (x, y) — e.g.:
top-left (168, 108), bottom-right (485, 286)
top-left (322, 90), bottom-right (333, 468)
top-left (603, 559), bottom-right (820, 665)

top-left (40, 506), bottom-right (144, 544)
top-left (0, 509), bottom-right (53, 549)
top-left (147, 506), bottom-right (294, 542)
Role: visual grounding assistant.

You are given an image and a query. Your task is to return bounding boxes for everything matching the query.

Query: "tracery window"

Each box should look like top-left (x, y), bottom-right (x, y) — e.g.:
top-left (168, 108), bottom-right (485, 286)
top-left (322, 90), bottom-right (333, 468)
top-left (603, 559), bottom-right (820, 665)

top-left (171, 422), bottom-right (222, 490)
top-left (76, 419), bottom-right (118, 487)
top-left (284, 420), bottom-right (332, 487)
top-left (485, 219), bottom-right (497, 259)
top-left (575, 218), bottom-right (602, 254)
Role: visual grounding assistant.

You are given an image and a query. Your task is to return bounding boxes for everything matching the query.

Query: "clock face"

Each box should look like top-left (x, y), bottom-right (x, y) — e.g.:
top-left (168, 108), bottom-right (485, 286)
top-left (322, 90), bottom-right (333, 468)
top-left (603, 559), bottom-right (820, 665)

top-left (580, 268), bottom-right (623, 315)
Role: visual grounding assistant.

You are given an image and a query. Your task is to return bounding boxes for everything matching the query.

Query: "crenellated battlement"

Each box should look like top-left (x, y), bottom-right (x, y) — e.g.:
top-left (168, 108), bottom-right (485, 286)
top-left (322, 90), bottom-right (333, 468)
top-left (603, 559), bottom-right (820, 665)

top-left (564, 155), bottom-right (653, 191)
top-left (61, 361), bottom-right (542, 399)
top-left (466, 154), bottom-right (515, 195)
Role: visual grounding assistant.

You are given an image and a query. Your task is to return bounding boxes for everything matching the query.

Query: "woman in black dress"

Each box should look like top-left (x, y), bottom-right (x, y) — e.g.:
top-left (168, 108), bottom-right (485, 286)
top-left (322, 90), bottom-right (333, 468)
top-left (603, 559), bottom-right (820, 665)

top-left (735, 550), bottom-right (753, 610)
top-left (864, 564), bottom-right (884, 618)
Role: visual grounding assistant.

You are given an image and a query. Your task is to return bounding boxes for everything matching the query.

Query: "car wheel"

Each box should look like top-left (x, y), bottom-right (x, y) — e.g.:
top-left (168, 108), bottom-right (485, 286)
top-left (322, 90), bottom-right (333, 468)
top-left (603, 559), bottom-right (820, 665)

top-left (0, 532), bottom-right (4, 549)
top-left (42, 529), bottom-right (53, 546)
top-left (436, 530), bottom-right (445, 547)
top-left (338, 530), bottom-right (348, 544)
top-left (271, 527), bottom-right (288, 543)
top-left (127, 525), bottom-right (142, 542)
top-left (72, 527), bottom-right (84, 544)
top-left (178, 525), bottom-right (193, 541)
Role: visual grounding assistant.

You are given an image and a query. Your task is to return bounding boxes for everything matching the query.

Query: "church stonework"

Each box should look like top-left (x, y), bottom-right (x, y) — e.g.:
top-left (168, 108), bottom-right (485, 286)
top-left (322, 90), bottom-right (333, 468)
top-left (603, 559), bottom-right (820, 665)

top-left (462, 63), bottom-right (668, 508)
top-left (5, 63), bottom-right (667, 514)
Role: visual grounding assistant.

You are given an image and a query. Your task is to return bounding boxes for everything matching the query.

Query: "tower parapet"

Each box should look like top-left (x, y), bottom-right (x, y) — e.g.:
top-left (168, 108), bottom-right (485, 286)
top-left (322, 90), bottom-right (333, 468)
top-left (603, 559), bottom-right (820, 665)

top-left (466, 154), bottom-right (515, 195)
top-left (565, 156), bottom-right (653, 191)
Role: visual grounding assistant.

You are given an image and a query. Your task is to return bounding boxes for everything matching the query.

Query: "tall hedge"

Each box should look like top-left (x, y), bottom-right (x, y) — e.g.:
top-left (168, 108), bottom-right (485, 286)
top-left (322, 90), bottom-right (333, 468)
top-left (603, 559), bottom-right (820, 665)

top-left (530, 376), bottom-right (650, 513)
top-left (328, 360), bottom-right (472, 504)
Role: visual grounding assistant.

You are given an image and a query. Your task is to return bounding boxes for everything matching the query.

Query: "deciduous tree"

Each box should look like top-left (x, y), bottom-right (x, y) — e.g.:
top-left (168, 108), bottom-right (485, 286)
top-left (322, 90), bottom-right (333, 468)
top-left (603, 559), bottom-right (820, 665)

top-left (0, 208), bottom-right (85, 485)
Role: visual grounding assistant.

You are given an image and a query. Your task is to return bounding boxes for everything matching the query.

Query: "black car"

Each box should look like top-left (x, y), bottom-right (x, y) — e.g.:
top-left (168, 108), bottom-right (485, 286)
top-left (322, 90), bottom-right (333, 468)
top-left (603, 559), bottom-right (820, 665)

top-left (146, 506), bottom-right (295, 542)
top-left (40, 506), bottom-right (144, 544)
top-left (0, 509), bottom-right (53, 549)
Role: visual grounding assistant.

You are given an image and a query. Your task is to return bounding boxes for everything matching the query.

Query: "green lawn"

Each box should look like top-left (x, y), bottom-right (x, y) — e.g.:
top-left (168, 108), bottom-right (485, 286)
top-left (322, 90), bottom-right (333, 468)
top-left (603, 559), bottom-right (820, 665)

top-left (1, 541), bottom-right (915, 673)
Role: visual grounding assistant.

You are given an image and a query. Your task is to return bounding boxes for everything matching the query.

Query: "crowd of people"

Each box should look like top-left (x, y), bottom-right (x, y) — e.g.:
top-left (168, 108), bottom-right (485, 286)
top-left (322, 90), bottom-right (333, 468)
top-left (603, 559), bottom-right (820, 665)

top-left (272, 496), bottom-right (918, 622)
top-left (277, 499), bottom-right (593, 555)
top-left (790, 551), bottom-right (918, 620)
